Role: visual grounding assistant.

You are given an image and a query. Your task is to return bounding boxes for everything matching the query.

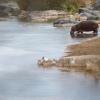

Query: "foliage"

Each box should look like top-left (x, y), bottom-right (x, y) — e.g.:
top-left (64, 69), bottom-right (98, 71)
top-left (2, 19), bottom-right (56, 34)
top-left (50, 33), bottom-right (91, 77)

top-left (17, 0), bottom-right (65, 10)
top-left (17, 0), bottom-right (28, 10)
top-left (16, 0), bottom-right (97, 11)
top-left (62, 0), bottom-right (86, 13)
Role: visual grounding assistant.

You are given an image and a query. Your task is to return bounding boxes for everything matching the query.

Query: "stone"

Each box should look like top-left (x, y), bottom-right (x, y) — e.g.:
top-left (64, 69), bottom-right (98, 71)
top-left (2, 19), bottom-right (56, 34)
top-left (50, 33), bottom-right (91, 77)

top-left (0, 1), bottom-right (20, 17)
top-left (94, 0), bottom-right (100, 10)
top-left (79, 8), bottom-right (100, 19)
top-left (80, 12), bottom-right (98, 20)
top-left (18, 10), bottom-right (31, 21)
top-left (37, 57), bottom-right (56, 67)
top-left (86, 62), bottom-right (100, 72)
top-left (53, 18), bottom-right (78, 27)
top-left (29, 10), bottom-right (67, 22)
top-left (37, 55), bottom-right (100, 73)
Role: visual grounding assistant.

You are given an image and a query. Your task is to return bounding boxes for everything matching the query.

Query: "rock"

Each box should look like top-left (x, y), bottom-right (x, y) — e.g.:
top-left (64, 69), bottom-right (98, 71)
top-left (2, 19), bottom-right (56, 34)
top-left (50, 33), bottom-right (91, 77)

top-left (86, 62), bottom-right (100, 72)
top-left (0, 5), bottom-right (9, 17)
top-left (80, 12), bottom-right (98, 20)
top-left (29, 10), bottom-right (67, 22)
top-left (61, 55), bottom-right (100, 72)
top-left (37, 55), bottom-right (100, 72)
top-left (18, 10), bottom-right (31, 21)
top-left (91, 10), bottom-right (100, 19)
top-left (38, 57), bottom-right (56, 67)
top-left (53, 18), bottom-right (78, 27)
top-left (53, 11), bottom-right (99, 27)
top-left (55, 58), bottom-right (65, 67)
top-left (79, 8), bottom-right (100, 19)
top-left (0, 1), bottom-right (20, 17)
top-left (79, 8), bottom-right (93, 14)
top-left (4, 1), bottom-right (20, 16)
top-left (94, 0), bottom-right (100, 10)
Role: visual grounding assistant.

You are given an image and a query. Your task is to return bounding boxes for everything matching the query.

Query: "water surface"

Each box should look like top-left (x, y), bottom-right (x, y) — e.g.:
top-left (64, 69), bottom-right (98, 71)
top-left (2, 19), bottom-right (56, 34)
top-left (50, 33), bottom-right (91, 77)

top-left (0, 19), bottom-right (100, 100)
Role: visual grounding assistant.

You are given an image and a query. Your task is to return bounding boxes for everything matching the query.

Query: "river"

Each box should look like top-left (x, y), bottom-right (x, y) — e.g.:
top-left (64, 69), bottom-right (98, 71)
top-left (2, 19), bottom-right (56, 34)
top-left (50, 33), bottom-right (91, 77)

top-left (0, 19), bottom-right (100, 100)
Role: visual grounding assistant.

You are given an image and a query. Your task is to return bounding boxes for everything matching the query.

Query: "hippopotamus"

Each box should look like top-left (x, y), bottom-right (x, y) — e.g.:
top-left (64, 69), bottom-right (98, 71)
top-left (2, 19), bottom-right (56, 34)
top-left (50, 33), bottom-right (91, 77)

top-left (70, 21), bottom-right (99, 37)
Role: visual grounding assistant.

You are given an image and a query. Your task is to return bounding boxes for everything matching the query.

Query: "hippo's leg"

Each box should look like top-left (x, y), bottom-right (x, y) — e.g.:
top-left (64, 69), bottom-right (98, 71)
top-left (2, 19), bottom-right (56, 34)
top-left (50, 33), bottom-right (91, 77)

top-left (70, 31), bottom-right (75, 38)
top-left (80, 31), bottom-right (83, 34)
top-left (77, 30), bottom-right (83, 34)
top-left (78, 31), bottom-right (83, 35)
top-left (93, 29), bottom-right (98, 35)
top-left (75, 31), bottom-right (79, 36)
top-left (76, 31), bottom-right (83, 37)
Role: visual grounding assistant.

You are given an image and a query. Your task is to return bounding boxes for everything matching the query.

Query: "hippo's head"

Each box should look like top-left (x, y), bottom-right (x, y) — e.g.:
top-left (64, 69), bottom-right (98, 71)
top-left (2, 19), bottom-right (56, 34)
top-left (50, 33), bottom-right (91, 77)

top-left (70, 25), bottom-right (76, 37)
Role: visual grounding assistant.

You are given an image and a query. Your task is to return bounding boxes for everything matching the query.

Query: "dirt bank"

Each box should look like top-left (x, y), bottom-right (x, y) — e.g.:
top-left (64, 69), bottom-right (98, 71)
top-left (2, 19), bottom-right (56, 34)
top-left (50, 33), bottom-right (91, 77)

top-left (66, 37), bottom-right (100, 56)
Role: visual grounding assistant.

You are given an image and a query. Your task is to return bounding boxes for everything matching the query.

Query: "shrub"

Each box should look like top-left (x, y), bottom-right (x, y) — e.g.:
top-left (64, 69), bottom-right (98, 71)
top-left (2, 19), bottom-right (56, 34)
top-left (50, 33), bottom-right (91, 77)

top-left (62, 0), bottom-right (86, 13)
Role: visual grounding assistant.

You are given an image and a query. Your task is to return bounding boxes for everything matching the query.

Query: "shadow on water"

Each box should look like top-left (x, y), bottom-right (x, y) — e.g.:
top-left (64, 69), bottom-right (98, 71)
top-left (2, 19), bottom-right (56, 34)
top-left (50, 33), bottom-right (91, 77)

top-left (0, 19), bottom-right (100, 100)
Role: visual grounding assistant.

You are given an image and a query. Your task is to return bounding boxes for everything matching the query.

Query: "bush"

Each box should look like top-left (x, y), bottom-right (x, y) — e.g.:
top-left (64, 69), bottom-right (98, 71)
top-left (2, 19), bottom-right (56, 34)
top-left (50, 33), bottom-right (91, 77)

top-left (17, 0), bottom-right (65, 10)
top-left (62, 0), bottom-right (85, 13)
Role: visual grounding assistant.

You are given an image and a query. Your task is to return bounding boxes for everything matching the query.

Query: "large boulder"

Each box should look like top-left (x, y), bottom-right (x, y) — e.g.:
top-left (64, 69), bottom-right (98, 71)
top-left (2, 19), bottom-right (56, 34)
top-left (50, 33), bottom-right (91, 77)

top-left (18, 10), bottom-right (31, 21)
top-left (0, 5), bottom-right (8, 17)
top-left (53, 18), bottom-right (78, 27)
top-left (0, 1), bottom-right (20, 17)
top-left (79, 8), bottom-right (100, 19)
top-left (94, 0), bottom-right (100, 10)
top-left (79, 12), bottom-right (98, 20)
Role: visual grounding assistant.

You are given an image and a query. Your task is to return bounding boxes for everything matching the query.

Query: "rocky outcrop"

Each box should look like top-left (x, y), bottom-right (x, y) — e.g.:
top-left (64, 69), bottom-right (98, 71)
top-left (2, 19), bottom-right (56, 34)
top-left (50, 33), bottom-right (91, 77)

top-left (38, 57), bottom-right (56, 67)
top-left (53, 13), bottom-right (98, 27)
top-left (18, 10), bottom-right (31, 21)
top-left (38, 37), bottom-right (100, 73)
top-left (79, 12), bottom-right (98, 20)
top-left (0, 1), bottom-right (20, 17)
top-left (29, 10), bottom-right (67, 22)
top-left (38, 55), bottom-right (100, 72)
top-left (58, 55), bottom-right (100, 72)
top-left (79, 8), bottom-right (100, 20)
top-left (94, 0), bottom-right (100, 10)
top-left (53, 18), bottom-right (78, 27)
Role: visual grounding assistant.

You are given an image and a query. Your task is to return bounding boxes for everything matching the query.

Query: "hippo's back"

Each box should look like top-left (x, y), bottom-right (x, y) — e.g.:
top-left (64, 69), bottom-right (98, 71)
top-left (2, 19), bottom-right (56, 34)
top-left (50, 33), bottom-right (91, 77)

top-left (76, 21), bottom-right (99, 31)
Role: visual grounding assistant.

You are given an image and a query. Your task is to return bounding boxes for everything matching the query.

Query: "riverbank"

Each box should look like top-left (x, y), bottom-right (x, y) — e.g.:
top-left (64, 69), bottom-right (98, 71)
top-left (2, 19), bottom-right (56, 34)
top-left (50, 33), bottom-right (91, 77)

top-left (66, 37), bottom-right (100, 56)
top-left (38, 37), bottom-right (100, 75)
top-left (64, 37), bottom-right (100, 72)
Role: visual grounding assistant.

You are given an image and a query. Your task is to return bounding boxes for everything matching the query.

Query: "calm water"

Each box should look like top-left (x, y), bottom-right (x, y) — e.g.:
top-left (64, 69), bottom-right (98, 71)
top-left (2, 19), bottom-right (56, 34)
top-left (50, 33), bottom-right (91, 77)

top-left (0, 19), bottom-right (100, 100)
